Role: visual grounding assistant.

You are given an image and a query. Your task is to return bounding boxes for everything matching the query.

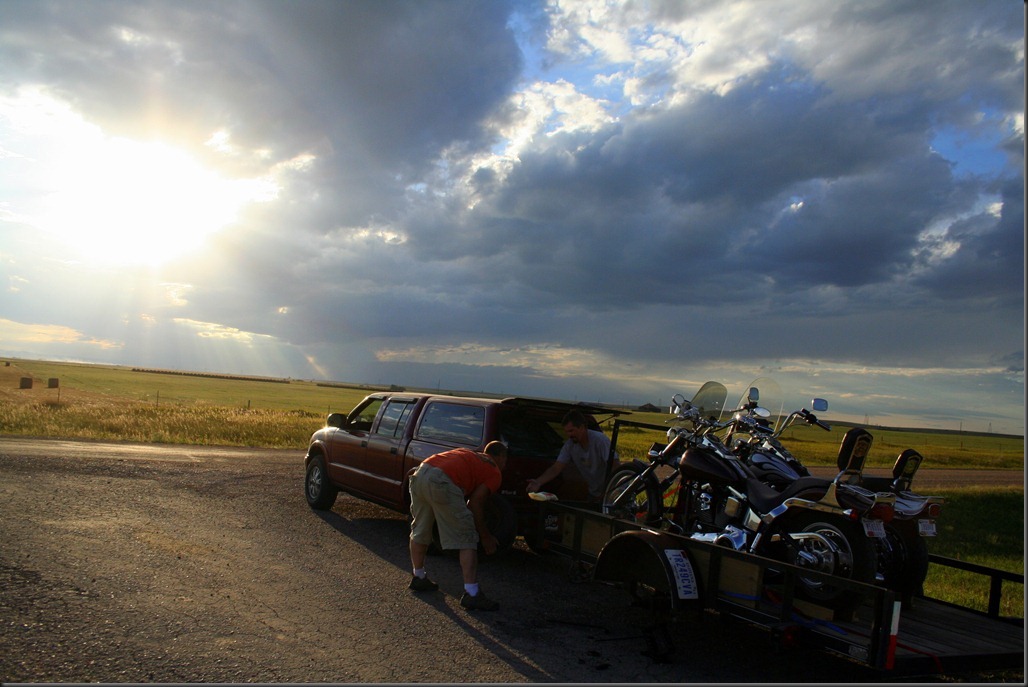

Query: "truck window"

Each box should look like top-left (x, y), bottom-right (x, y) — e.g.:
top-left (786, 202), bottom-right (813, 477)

top-left (415, 402), bottom-right (485, 446)
top-left (376, 399), bottom-right (416, 438)
top-left (497, 409), bottom-right (565, 457)
top-left (350, 398), bottom-right (384, 432)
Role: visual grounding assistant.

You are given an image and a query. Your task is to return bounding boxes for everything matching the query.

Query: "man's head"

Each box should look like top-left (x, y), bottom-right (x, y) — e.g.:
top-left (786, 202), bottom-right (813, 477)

top-left (483, 440), bottom-right (508, 470)
top-left (562, 410), bottom-right (589, 444)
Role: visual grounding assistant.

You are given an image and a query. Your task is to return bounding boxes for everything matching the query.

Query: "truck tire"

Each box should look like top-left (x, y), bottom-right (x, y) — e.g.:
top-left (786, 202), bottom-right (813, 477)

top-left (304, 455), bottom-right (338, 510)
top-left (480, 493), bottom-right (517, 556)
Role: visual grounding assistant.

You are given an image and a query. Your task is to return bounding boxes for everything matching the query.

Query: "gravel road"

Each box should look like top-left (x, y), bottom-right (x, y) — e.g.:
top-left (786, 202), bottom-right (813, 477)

top-left (0, 437), bottom-right (1021, 683)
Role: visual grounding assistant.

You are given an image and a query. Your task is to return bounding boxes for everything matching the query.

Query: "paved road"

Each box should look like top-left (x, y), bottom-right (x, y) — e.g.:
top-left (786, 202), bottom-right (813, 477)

top-left (0, 438), bottom-right (1020, 683)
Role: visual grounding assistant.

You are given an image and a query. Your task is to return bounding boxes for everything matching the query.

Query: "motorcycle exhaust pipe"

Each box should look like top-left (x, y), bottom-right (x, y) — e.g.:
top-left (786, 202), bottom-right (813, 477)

top-left (690, 525), bottom-right (748, 551)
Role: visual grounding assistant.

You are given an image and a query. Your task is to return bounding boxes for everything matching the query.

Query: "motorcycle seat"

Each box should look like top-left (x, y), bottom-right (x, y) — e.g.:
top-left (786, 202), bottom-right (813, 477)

top-left (746, 475), bottom-right (830, 513)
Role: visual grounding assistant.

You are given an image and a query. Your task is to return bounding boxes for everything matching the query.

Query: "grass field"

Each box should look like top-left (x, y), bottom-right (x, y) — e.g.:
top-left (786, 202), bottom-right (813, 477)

top-left (605, 412), bottom-right (1023, 470)
top-left (1, 357), bottom-right (1023, 616)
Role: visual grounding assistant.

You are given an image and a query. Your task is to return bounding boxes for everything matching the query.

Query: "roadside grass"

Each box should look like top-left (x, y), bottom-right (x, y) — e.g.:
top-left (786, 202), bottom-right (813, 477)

top-left (2, 358), bottom-right (1023, 616)
top-left (923, 486), bottom-right (1024, 617)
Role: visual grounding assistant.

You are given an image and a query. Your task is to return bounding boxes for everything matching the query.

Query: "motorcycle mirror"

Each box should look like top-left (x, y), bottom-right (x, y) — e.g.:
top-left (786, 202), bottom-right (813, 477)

top-left (812, 398), bottom-right (828, 412)
top-left (747, 387), bottom-right (759, 402)
top-left (671, 393), bottom-right (688, 413)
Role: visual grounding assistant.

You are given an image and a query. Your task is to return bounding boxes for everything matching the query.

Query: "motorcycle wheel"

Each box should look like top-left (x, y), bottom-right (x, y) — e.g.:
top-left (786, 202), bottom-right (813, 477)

top-left (602, 466), bottom-right (663, 526)
top-left (877, 522), bottom-right (930, 598)
top-left (774, 512), bottom-right (878, 612)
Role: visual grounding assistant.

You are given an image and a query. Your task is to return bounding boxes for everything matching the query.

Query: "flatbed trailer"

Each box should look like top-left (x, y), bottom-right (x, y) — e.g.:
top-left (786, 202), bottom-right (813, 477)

top-left (536, 500), bottom-right (1023, 676)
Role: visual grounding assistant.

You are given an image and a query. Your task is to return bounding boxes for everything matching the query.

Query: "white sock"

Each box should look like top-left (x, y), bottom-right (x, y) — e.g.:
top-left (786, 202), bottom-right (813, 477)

top-left (413, 568), bottom-right (427, 579)
top-left (464, 582), bottom-right (480, 596)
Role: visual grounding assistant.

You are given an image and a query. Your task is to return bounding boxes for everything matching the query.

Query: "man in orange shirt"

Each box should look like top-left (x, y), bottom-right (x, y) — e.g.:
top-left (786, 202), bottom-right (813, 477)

top-left (407, 441), bottom-right (507, 611)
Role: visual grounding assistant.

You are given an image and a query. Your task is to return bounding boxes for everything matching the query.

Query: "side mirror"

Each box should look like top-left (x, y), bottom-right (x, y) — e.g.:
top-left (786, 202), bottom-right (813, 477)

top-left (326, 412), bottom-right (347, 429)
top-left (811, 398), bottom-right (828, 412)
top-left (670, 393), bottom-right (688, 414)
top-left (747, 387), bottom-right (759, 403)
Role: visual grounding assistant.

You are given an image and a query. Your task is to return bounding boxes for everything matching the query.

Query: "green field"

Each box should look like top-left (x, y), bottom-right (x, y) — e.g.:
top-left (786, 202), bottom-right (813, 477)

top-left (1, 359), bottom-right (375, 448)
top-left (604, 411), bottom-right (1023, 470)
top-left (1, 357), bottom-right (1022, 616)
top-left (7, 357), bottom-right (1022, 465)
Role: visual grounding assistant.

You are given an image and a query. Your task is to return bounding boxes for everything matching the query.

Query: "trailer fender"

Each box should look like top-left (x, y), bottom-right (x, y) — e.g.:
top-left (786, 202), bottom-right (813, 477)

top-left (593, 530), bottom-right (701, 612)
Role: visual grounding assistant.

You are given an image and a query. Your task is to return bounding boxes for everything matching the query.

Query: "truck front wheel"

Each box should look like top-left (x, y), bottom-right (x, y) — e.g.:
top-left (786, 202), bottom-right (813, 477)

top-left (305, 455), bottom-right (338, 510)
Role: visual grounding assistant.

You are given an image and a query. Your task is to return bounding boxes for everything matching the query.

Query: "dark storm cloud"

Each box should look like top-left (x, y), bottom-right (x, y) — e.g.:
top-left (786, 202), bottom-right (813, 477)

top-left (446, 67), bottom-right (1021, 317)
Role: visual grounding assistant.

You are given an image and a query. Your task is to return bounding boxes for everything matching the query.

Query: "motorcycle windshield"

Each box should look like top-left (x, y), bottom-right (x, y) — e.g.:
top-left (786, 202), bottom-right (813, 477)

top-left (690, 381), bottom-right (728, 422)
top-left (739, 377), bottom-right (785, 431)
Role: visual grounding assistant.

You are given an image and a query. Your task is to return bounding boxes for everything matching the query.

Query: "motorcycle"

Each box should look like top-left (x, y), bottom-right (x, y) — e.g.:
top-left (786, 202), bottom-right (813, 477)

top-left (721, 378), bottom-right (944, 603)
top-left (602, 381), bottom-right (896, 612)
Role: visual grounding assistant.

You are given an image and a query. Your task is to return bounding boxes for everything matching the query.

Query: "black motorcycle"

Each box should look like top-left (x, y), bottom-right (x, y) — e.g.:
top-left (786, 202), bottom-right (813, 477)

top-left (602, 381), bottom-right (896, 611)
top-left (722, 378), bottom-right (944, 604)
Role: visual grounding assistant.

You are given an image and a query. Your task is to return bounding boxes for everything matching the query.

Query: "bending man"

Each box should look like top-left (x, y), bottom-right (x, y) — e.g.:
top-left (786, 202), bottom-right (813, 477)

top-left (407, 440), bottom-right (507, 611)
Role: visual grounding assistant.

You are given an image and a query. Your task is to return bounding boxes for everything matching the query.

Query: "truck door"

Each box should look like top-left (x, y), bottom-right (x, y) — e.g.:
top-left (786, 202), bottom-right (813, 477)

top-left (325, 396), bottom-right (384, 492)
top-left (362, 397), bottom-right (420, 501)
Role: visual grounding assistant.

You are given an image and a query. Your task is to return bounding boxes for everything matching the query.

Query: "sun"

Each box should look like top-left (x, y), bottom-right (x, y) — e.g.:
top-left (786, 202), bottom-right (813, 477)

top-left (40, 138), bottom-right (276, 266)
top-left (4, 90), bottom-right (277, 267)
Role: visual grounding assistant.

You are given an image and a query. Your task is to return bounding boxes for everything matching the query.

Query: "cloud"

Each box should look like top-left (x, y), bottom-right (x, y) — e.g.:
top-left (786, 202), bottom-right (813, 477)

top-left (0, 318), bottom-right (121, 350)
top-left (0, 0), bottom-right (1022, 433)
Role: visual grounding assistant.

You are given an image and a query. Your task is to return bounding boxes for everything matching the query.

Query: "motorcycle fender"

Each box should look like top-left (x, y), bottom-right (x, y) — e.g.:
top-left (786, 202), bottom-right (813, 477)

top-left (593, 531), bottom-right (701, 611)
top-left (628, 458), bottom-right (651, 471)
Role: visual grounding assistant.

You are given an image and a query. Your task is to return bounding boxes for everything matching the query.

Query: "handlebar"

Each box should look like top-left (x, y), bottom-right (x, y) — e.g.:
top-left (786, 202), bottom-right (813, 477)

top-left (799, 408), bottom-right (832, 432)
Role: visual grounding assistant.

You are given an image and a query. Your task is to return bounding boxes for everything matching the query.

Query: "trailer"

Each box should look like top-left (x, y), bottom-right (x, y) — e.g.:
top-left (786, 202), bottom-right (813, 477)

top-left (531, 418), bottom-right (1024, 678)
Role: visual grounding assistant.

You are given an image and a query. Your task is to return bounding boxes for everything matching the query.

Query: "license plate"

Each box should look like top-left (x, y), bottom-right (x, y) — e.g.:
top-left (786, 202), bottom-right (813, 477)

top-left (862, 519), bottom-right (886, 538)
top-left (918, 519), bottom-right (937, 536)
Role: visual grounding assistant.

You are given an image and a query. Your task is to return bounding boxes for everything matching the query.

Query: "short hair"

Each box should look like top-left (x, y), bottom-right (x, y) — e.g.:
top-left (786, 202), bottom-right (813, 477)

top-left (483, 440), bottom-right (508, 458)
top-left (562, 410), bottom-right (587, 428)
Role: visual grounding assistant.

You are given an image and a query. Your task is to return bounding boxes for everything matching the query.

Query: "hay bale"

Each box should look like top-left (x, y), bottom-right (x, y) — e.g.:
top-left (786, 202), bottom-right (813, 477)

top-left (19, 377), bottom-right (32, 389)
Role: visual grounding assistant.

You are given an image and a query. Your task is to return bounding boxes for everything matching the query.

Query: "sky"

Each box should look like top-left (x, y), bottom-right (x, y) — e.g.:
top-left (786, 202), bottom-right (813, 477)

top-left (0, 0), bottom-right (1024, 435)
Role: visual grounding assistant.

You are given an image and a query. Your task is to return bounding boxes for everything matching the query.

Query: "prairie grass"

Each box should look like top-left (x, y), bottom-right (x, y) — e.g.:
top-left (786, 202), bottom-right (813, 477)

top-left (923, 486), bottom-right (1024, 617)
top-left (0, 398), bottom-right (322, 448)
top-left (604, 414), bottom-right (1023, 470)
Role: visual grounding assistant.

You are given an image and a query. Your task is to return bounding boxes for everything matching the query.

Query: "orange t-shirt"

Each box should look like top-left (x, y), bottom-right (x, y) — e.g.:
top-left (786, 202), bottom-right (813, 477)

top-left (423, 448), bottom-right (502, 496)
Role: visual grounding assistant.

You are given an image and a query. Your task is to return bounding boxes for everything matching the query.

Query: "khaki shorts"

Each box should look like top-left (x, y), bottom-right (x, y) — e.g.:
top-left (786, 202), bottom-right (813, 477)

top-left (409, 463), bottom-right (479, 550)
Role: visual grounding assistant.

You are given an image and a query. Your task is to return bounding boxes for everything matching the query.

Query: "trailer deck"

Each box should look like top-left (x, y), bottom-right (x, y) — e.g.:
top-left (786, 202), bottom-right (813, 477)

top-left (537, 500), bottom-right (1023, 676)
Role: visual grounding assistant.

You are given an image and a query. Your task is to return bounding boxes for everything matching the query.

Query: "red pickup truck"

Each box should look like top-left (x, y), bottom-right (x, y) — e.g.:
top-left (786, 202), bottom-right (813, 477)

top-left (303, 391), bottom-right (623, 552)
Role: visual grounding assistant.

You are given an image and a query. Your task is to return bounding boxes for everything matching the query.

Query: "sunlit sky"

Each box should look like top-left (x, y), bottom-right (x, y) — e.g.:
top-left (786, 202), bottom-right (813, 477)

top-left (0, 0), bottom-right (1024, 435)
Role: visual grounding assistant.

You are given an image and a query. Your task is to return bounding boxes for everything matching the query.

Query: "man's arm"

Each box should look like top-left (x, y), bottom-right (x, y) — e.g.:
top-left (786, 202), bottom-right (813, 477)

top-left (467, 483), bottom-right (499, 554)
top-left (527, 460), bottom-right (566, 493)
